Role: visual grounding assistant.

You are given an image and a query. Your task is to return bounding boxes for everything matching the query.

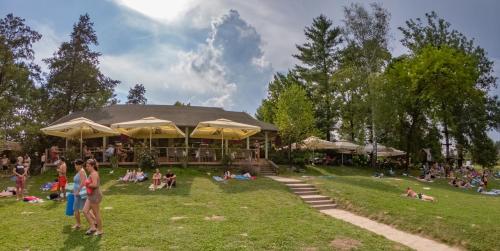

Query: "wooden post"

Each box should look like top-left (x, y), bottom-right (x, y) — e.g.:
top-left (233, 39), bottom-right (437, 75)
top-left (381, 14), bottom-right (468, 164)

top-left (265, 131), bottom-right (269, 160)
top-left (246, 137), bottom-right (250, 150)
top-left (184, 127), bottom-right (189, 167)
top-left (102, 136), bottom-right (107, 162)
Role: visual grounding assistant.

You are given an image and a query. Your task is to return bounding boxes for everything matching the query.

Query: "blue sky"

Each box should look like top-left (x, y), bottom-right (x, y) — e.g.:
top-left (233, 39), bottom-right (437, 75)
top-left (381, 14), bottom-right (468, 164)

top-left (2, 0), bottom-right (500, 138)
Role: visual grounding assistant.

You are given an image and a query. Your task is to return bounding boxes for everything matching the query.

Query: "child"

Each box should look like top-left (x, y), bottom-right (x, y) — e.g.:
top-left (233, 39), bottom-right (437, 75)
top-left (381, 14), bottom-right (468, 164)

top-left (152, 169), bottom-right (162, 191)
top-left (13, 156), bottom-right (26, 201)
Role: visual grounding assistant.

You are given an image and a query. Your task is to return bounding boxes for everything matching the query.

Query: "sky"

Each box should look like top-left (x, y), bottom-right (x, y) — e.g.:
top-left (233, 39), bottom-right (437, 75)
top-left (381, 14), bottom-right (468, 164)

top-left (1, 0), bottom-right (500, 138)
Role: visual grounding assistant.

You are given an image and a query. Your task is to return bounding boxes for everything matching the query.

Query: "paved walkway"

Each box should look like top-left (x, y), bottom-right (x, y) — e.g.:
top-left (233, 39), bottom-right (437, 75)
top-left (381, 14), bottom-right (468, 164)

top-left (266, 176), bottom-right (460, 251)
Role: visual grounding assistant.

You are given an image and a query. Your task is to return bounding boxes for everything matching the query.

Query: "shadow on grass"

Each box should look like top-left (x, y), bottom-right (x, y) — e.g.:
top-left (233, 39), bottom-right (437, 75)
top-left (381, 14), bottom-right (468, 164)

top-left (60, 225), bottom-right (101, 251)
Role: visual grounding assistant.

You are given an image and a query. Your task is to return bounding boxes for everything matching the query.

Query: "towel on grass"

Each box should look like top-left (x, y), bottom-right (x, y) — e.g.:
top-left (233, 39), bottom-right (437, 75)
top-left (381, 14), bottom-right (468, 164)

top-left (149, 182), bottom-right (166, 190)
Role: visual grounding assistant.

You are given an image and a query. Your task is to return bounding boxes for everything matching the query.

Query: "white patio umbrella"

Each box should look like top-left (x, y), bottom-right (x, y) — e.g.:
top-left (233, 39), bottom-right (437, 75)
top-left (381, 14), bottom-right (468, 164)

top-left (331, 140), bottom-right (360, 165)
top-left (41, 117), bottom-right (119, 157)
top-left (301, 136), bottom-right (336, 150)
top-left (190, 119), bottom-right (261, 157)
top-left (110, 117), bottom-right (185, 148)
top-left (360, 143), bottom-right (391, 154)
top-left (378, 148), bottom-right (406, 157)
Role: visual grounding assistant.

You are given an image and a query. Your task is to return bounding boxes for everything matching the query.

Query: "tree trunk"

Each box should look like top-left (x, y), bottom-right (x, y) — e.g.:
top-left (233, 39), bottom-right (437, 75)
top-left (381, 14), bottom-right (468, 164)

top-left (443, 122), bottom-right (450, 162)
top-left (288, 142), bottom-right (292, 166)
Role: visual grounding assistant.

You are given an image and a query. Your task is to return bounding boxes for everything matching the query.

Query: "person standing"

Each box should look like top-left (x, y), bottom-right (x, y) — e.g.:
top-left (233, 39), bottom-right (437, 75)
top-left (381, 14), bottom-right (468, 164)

top-left (72, 159), bottom-right (88, 230)
top-left (40, 153), bottom-right (46, 173)
top-left (1, 155), bottom-right (9, 174)
top-left (57, 157), bottom-right (68, 201)
top-left (13, 156), bottom-right (26, 201)
top-left (253, 140), bottom-right (260, 161)
top-left (83, 159), bottom-right (103, 236)
top-left (23, 153), bottom-right (31, 177)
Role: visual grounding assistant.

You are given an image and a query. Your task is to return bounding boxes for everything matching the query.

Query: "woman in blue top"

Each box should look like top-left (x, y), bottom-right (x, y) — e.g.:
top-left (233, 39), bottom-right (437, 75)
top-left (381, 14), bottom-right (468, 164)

top-left (72, 159), bottom-right (88, 229)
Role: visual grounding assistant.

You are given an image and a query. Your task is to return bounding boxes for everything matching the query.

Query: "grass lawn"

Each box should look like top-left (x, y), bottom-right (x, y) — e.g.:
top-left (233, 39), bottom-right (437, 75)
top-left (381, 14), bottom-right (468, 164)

top-left (281, 165), bottom-right (500, 251)
top-left (0, 167), bottom-right (409, 251)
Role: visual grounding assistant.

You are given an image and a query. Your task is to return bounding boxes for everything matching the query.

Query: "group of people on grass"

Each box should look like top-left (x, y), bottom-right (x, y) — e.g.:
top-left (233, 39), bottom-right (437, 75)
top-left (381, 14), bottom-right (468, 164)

top-left (151, 168), bottom-right (176, 190)
top-left (119, 168), bottom-right (146, 183)
top-left (447, 165), bottom-right (490, 192)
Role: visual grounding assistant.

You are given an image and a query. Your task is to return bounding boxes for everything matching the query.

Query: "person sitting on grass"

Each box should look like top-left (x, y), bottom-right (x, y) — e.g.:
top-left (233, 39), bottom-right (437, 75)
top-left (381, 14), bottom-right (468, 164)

top-left (152, 169), bottom-right (162, 191)
top-left (458, 179), bottom-right (472, 189)
top-left (119, 169), bottom-right (132, 182)
top-left (224, 170), bottom-right (232, 180)
top-left (404, 187), bottom-right (435, 202)
top-left (163, 169), bottom-right (176, 189)
top-left (134, 168), bottom-right (146, 183)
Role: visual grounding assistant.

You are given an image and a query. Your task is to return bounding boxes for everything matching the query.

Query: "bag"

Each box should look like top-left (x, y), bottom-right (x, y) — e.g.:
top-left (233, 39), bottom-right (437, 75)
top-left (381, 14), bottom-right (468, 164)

top-left (49, 193), bottom-right (59, 200)
top-left (79, 186), bottom-right (88, 199)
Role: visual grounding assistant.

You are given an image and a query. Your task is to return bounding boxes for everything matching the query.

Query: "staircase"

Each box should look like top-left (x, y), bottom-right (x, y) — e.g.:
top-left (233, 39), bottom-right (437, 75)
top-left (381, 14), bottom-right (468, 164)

top-left (267, 177), bottom-right (337, 211)
top-left (258, 159), bottom-right (277, 176)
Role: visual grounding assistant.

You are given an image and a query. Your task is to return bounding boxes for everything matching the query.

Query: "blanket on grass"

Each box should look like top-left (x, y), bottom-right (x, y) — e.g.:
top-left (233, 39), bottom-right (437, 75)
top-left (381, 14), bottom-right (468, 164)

top-left (149, 182), bottom-right (166, 190)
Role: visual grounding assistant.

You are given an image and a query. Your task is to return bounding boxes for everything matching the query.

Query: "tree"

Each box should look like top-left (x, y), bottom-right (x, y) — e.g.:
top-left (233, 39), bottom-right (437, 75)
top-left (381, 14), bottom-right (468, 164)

top-left (0, 14), bottom-right (43, 147)
top-left (255, 72), bottom-right (301, 123)
top-left (43, 14), bottom-right (119, 121)
top-left (173, 101), bottom-right (190, 106)
top-left (294, 15), bottom-right (342, 140)
top-left (275, 84), bottom-right (315, 163)
top-left (341, 3), bottom-right (391, 166)
top-left (126, 84), bottom-right (147, 104)
top-left (399, 12), bottom-right (499, 163)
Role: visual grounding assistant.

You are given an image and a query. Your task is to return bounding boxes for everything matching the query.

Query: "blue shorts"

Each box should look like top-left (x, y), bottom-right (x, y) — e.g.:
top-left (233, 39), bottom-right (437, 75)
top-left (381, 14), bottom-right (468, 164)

top-left (73, 195), bottom-right (86, 211)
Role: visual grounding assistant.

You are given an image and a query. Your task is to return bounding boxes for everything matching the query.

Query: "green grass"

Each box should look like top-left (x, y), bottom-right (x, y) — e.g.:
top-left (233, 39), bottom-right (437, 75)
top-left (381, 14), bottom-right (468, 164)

top-left (0, 167), bottom-right (408, 251)
top-left (281, 165), bottom-right (500, 251)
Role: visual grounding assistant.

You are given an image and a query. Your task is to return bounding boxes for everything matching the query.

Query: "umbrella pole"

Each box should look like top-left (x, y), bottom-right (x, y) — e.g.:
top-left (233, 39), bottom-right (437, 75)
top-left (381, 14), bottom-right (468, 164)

top-left (149, 127), bottom-right (152, 150)
top-left (221, 131), bottom-right (224, 158)
top-left (80, 128), bottom-right (83, 159)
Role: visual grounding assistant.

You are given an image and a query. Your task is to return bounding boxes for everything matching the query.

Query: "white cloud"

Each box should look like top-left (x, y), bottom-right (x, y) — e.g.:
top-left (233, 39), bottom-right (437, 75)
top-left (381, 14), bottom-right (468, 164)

top-left (31, 23), bottom-right (62, 74)
top-left (100, 9), bottom-right (272, 111)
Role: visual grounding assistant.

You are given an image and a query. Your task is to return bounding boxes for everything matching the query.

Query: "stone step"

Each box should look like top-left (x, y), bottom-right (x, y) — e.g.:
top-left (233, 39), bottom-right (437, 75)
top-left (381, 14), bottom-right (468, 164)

top-left (286, 184), bottom-right (315, 188)
top-left (294, 191), bottom-right (319, 196)
top-left (290, 187), bottom-right (317, 192)
top-left (300, 195), bottom-right (331, 201)
top-left (311, 204), bottom-right (337, 210)
top-left (306, 200), bottom-right (334, 205)
top-left (282, 181), bottom-right (304, 184)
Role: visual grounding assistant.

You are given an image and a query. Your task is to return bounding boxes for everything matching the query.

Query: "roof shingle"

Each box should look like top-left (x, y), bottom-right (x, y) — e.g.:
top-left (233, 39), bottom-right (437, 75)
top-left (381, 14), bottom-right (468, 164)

top-left (50, 104), bottom-right (277, 131)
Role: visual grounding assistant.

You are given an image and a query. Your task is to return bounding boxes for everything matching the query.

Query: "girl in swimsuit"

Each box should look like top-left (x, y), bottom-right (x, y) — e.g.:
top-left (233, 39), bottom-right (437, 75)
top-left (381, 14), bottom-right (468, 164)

top-left (83, 159), bottom-right (104, 236)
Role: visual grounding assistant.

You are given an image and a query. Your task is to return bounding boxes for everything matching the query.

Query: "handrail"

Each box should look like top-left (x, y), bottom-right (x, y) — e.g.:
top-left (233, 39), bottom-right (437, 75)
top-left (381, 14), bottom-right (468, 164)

top-left (268, 160), bottom-right (280, 175)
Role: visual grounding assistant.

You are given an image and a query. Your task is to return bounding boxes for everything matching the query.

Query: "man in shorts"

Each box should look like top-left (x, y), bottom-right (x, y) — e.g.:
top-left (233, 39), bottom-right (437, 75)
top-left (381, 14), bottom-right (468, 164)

top-left (163, 169), bottom-right (176, 189)
top-left (57, 157), bottom-right (67, 201)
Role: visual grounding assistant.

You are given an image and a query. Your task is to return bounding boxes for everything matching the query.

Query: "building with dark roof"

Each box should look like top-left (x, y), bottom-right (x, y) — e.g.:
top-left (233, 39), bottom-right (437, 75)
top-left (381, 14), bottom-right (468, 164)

top-left (47, 105), bottom-right (278, 167)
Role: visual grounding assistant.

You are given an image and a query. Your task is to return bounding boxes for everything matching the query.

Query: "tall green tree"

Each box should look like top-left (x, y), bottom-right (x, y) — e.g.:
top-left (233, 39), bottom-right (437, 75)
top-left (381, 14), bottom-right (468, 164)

top-left (44, 14), bottom-right (119, 121)
top-left (0, 14), bottom-right (42, 143)
top-left (341, 3), bottom-right (391, 166)
top-left (399, 12), bottom-right (499, 164)
top-left (294, 15), bottom-right (342, 140)
top-left (275, 84), bottom-right (315, 162)
top-left (126, 84), bottom-right (147, 104)
top-left (255, 72), bottom-right (301, 124)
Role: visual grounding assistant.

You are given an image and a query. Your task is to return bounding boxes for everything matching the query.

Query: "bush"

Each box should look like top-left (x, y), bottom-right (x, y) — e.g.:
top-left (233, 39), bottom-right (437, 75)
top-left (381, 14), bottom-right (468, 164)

top-left (136, 147), bottom-right (157, 169)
